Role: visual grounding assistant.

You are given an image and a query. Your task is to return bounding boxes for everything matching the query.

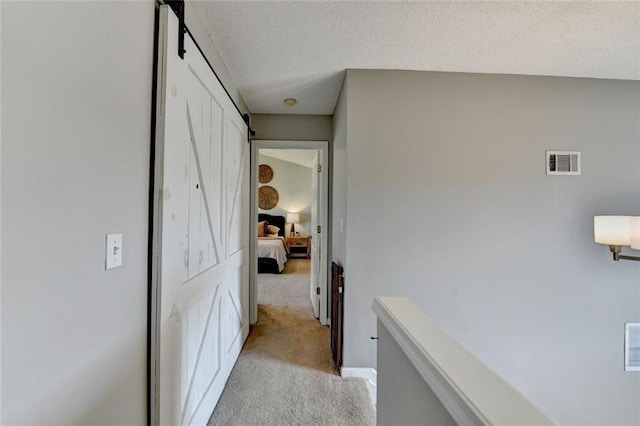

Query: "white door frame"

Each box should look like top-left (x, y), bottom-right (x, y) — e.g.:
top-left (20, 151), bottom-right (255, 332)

top-left (250, 140), bottom-right (330, 326)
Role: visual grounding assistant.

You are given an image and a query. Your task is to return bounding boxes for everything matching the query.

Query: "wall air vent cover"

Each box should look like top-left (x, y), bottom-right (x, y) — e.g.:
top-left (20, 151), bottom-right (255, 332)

top-left (625, 323), bottom-right (640, 372)
top-left (546, 151), bottom-right (581, 175)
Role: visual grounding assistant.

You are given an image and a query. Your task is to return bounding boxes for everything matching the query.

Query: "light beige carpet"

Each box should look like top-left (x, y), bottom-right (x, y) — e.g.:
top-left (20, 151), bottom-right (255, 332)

top-left (208, 259), bottom-right (376, 426)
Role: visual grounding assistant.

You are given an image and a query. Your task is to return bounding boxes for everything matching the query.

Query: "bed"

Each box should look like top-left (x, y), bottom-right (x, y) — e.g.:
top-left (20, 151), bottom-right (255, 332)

top-left (258, 214), bottom-right (289, 273)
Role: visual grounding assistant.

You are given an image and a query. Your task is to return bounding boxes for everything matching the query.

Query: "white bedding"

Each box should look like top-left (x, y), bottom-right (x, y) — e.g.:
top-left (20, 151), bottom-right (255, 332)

top-left (257, 236), bottom-right (288, 272)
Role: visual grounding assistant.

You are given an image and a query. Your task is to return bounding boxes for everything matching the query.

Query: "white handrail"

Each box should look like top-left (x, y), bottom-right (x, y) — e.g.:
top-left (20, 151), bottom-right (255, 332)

top-left (373, 297), bottom-right (556, 426)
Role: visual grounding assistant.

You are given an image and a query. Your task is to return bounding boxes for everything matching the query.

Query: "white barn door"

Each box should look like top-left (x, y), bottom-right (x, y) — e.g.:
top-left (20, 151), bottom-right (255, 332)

top-left (152, 7), bottom-right (249, 425)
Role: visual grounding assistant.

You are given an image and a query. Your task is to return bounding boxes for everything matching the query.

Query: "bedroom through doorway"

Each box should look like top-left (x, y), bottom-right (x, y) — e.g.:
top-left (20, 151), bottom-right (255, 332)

top-left (257, 148), bottom-right (316, 318)
top-left (250, 141), bottom-right (329, 329)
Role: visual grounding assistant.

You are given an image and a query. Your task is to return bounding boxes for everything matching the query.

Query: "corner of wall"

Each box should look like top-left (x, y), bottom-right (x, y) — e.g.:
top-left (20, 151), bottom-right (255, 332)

top-left (0, 0), bottom-right (4, 420)
top-left (341, 367), bottom-right (377, 405)
top-left (331, 76), bottom-right (348, 269)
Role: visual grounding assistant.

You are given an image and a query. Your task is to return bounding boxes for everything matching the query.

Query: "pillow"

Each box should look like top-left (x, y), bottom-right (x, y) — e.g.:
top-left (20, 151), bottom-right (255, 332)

top-left (257, 220), bottom-right (267, 237)
top-left (266, 224), bottom-right (280, 235)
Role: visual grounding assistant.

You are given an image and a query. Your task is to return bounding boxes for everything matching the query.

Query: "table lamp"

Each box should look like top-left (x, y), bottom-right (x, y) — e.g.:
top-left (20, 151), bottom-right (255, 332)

top-left (287, 213), bottom-right (300, 237)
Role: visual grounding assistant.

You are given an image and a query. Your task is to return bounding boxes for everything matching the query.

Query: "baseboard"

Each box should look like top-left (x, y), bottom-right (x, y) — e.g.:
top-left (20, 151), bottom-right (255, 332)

top-left (340, 367), bottom-right (377, 405)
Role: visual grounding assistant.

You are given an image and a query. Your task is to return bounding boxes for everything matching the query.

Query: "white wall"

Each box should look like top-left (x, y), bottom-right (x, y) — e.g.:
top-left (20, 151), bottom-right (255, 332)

top-left (258, 154), bottom-right (312, 236)
top-left (1, 2), bottom-right (154, 423)
top-left (339, 69), bottom-right (640, 424)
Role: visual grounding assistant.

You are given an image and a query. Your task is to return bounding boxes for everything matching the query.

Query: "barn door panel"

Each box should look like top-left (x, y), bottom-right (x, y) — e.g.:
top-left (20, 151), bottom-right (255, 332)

top-left (223, 111), bottom-right (249, 358)
top-left (152, 6), bottom-right (249, 425)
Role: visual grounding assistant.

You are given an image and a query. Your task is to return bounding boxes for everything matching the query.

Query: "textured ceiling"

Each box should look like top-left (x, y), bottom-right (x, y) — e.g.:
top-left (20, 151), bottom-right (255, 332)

top-left (190, 1), bottom-right (640, 115)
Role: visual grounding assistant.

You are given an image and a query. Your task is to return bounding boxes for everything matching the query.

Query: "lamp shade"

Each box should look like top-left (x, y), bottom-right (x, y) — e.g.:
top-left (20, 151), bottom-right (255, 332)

top-left (594, 215), bottom-right (631, 246)
top-left (286, 213), bottom-right (300, 224)
top-left (631, 217), bottom-right (640, 250)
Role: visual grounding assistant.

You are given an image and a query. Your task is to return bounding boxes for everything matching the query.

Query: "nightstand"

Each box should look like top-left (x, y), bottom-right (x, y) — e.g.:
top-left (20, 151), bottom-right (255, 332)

top-left (287, 236), bottom-right (310, 259)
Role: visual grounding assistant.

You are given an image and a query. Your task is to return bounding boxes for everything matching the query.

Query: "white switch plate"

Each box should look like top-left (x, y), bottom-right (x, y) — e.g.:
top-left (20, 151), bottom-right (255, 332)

top-left (105, 233), bottom-right (123, 270)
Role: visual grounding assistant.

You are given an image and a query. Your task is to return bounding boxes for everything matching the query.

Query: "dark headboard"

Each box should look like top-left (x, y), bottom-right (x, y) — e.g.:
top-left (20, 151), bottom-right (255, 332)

top-left (258, 214), bottom-right (286, 237)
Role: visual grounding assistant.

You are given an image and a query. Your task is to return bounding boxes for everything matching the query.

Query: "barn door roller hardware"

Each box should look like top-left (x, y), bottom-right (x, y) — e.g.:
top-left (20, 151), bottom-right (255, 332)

top-left (243, 114), bottom-right (256, 144)
top-left (165, 0), bottom-right (186, 59)
top-left (163, 0), bottom-right (255, 140)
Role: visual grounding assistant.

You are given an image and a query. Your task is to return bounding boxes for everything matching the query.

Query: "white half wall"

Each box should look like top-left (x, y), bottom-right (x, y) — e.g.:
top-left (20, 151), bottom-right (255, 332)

top-left (338, 69), bottom-right (640, 424)
top-left (1, 2), bottom-right (154, 423)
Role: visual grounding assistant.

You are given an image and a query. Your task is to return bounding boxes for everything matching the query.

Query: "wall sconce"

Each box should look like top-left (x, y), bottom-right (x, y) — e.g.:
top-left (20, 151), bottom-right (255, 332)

top-left (594, 216), bottom-right (640, 261)
top-left (287, 213), bottom-right (300, 237)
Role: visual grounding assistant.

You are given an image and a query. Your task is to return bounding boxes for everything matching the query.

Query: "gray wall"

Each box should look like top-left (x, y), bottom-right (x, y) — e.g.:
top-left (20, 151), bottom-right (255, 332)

top-left (332, 85), bottom-right (348, 268)
top-left (339, 69), bottom-right (640, 424)
top-left (258, 154), bottom-right (313, 236)
top-left (251, 114), bottom-right (333, 142)
top-left (1, 1), bottom-right (154, 423)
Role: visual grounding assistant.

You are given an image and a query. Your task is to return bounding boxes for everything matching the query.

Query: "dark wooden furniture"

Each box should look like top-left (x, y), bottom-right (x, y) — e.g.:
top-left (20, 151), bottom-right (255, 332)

top-left (286, 236), bottom-right (310, 259)
top-left (331, 262), bottom-right (344, 368)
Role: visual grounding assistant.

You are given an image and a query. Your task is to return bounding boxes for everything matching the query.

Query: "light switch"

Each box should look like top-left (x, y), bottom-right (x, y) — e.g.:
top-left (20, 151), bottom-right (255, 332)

top-left (105, 233), bottom-right (123, 270)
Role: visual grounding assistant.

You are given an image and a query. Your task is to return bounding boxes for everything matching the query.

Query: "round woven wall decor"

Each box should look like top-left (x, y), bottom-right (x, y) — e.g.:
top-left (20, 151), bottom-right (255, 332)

top-left (258, 164), bottom-right (274, 183)
top-left (258, 185), bottom-right (279, 210)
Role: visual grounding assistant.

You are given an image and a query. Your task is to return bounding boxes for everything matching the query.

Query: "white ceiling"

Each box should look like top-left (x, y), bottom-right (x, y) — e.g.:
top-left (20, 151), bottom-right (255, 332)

top-left (190, 1), bottom-right (640, 115)
top-left (260, 149), bottom-right (316, 168)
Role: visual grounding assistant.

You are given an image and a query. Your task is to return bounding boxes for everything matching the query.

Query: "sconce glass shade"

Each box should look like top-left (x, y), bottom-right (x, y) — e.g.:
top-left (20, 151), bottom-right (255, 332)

top-left (631, 217), bottom-right (640, 250)
top-left (594, 216), bottom-right (632, 246)
top-left (286, 213), bottom-right (300, 224)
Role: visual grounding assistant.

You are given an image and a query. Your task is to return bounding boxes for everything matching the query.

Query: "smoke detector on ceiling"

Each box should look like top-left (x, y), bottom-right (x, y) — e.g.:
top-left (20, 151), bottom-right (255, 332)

top-left (284, 97), bottom-right (297, 107)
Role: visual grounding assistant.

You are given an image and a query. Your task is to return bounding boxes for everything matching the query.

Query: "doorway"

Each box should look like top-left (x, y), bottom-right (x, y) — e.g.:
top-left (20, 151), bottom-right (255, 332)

top-left (250, 140), bottom-right (329, 326)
